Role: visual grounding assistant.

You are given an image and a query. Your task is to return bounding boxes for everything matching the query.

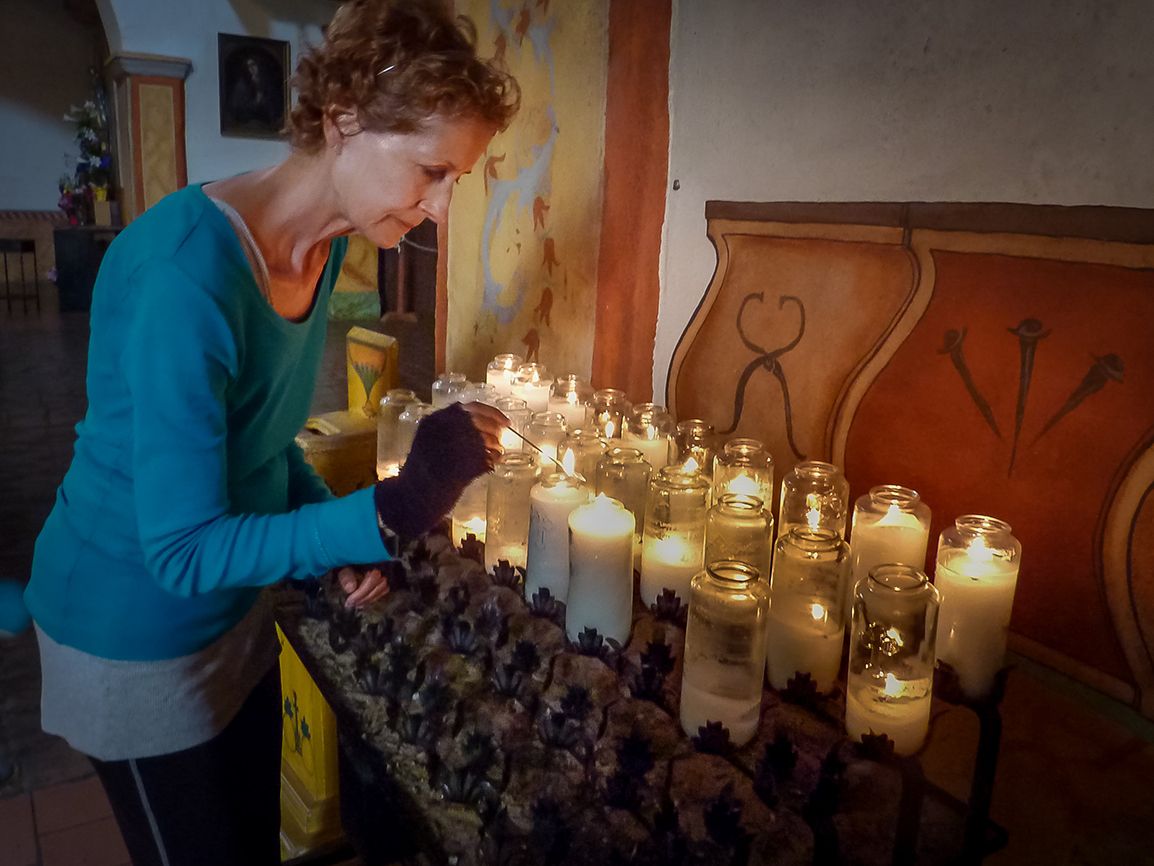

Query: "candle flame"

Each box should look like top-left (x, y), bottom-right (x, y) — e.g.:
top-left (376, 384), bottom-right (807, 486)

top-left (561, 448), bottom-right (577, 476)
top-left (805, 493), bottom-right (823, 530)
top-left (644, 423), bottom-right (658, 441)
top-left (605, 419), bottom-right (617, 438)
top-left (727, 472), bottom-right (760, 497)
top-left (566, 391), bottom-right (578, 406)
top-left (882, 672), bottom-right (905, 698)
top-left (809, 602), bottom-right (826, 622)
top-left (499, 427), bottom-right (520, 451)
top-left (682, 456), bottom-right (700, 474)
top-left (967, 535), bottom-right (994, 562)
top-left (463, 516), bottom-right (486, 533)
top-left (885, 627), bottom-right (904, 648)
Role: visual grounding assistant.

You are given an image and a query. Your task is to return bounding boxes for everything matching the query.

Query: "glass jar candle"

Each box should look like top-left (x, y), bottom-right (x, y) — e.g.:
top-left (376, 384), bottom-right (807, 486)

top-left (547, 374), bottom-right (594, 428)
top-left (591, 388), bottom-right (630, 439)
top-left (567, 494), bottom-right (636, 644)
top-left (512, 362), bottom-right (551, 413)
top-left (557, 428), bottom-right (607, 482)
top-left (526, 472), bottom-right (590, 602)
top-left (431, 371), bottom-right (468, 409)
top-left (495, 396), bottom-right (531, 453)
top-left (595, 446), bottom-right (651, 567)
top-left (451, 475), bottom-right (489, 546)
top-left (459, 381), bottom-right (499, 407)
top-left (622, 403), bottom-right (675, 472)
top-left (712, 438), bottom-right (774, 510)
top-left (765, 528), bottom-right (850, 694)
top-left (779, 460), bottom-right (850, 539)
top-left (705, 494), bottom-right (772, 579)
top-left (394, 402), bottom-right (434, 469)
top-left (849, 485), bottom-right (932, 612)
top-left (675, 419), bottom-right (716, 479)
top-left (376, 388), bottom-right (418, 480)
top-left (486, 353), bottom-right (524, 398)
top-left (640, 465), bottom-right (711, 606)
top-left (846, 564), bottom-right (940, 755)
top-left (525, 412), bottom-right (567, 465)
top-left (933, 515), bottom-right (1022, 701)
top-left (679, 561), bottom-right (770, 746)
top-left (484, 452), bottom-right (540, 572)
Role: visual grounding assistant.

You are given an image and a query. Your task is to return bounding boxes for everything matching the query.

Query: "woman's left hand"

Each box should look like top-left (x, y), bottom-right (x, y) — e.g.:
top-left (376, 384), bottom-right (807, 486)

top-left (337, 565), bottom-right (389, 608)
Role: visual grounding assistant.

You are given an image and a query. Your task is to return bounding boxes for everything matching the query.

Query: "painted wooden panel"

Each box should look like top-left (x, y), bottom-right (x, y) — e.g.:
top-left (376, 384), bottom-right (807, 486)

top-left (446, 0), bottom-right (608, 381)
top-left (668, 202), bottom-right (1154, 714)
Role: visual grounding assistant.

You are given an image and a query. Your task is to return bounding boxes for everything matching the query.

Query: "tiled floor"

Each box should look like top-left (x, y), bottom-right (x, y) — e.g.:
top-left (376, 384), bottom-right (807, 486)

top-left (3, 283), bottom-right (1154, 865)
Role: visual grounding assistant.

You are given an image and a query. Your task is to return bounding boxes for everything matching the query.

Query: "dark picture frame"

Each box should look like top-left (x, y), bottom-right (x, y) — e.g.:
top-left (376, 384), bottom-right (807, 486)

top-left (218, 33), bottom-right (290, 138)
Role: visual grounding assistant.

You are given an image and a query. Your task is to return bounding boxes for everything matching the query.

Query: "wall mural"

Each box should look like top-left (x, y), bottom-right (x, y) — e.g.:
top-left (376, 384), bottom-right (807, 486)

top-left (668, 204), bottom-right (1154, 716)
top-left (446, 0), bottom-right (608, 381)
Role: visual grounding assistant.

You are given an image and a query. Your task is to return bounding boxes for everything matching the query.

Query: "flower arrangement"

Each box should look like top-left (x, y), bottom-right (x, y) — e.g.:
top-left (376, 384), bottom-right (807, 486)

top-left (58, 73), bottom-right (113, 226)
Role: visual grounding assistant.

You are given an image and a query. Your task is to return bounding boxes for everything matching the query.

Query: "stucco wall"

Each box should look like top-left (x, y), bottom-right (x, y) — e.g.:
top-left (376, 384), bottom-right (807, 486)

top-left (657, 0), bottom-right (1154, 399)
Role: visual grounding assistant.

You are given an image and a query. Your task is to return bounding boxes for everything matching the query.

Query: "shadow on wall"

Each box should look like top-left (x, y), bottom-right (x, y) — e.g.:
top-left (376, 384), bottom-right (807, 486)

top-left (227, 0), bottom-right (337, 41)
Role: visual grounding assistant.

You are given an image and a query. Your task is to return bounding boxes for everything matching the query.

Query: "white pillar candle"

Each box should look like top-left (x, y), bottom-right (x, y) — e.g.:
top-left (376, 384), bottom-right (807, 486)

top-left (566, 494), bottom-right (635, 643)
top-left (486, 354), bottom-right (523, 398)
top-left (766, 600), bottom-right (844, 693)
top-left (514, 380), bottom-right (550, 413)
top-left (548, 392), bottom-right (589, 428)
top-left (526, 475), bottom-right (590, 601)
top-left (935, 540), bottom-right (1021, 699)
top-left (844, 673), bottom-right (932, 755)
top-left (623, 430), bottom-right (672, 472)
top-left (640, 533), bottom-right (703, 606)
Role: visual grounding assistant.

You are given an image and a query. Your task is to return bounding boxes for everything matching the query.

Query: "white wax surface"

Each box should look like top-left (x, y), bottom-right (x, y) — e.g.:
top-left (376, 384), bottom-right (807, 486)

top-left (623, 431), bottom-right (671, 471)
top-left (679, 671), bottom-right (762, 746)
top-left (566, 497), bottom-right (635, 644)
top-left (640, 534), bottom-right (703, 605)
top-left (844, 677), bottom-right (932, 755)
top-left (514, 381), bottom-right (550, 413)
top-left (848, 514), bottom-right (929, 608)
top-left (765, 612), bottom-right (844, 693)
top-left (935, 551), bottom-right (1020, 699)
top-left (451, 515), bottom-right (487, 545)
top-left (548, 395), bottom-right (588, 428)
top-left (485, 542), bottom-right (526, 572)
top-left (486, 368), bottom-right (517, 398)
top-left (526, 480), bottom-right (590, 601)
top-left (718, 470), bottom-right (771, 506)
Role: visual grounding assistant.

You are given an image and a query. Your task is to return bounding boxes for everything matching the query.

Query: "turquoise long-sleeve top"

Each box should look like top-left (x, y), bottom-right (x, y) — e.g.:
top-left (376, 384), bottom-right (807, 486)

top-left (25, 184), bottom-right (389, 661)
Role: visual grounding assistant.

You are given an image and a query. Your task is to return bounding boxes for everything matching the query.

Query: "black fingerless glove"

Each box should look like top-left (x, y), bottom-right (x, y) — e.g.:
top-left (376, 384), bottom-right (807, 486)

top-left (373, 403), bottom-right (491, 545)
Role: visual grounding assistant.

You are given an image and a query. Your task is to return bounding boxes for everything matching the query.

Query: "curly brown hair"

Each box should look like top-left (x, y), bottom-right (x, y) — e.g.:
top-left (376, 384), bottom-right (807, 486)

top-left (290, 0), bottom-right (520, 152)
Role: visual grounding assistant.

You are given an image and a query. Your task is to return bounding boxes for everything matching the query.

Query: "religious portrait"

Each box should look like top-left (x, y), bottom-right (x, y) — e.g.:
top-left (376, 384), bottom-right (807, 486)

top-left (217, 33), bottom-right (289, 138)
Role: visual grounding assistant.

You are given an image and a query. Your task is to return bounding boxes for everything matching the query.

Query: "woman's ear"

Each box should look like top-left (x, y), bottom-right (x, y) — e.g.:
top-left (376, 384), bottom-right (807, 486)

top-left (322, 108), bottom-right (362, 149)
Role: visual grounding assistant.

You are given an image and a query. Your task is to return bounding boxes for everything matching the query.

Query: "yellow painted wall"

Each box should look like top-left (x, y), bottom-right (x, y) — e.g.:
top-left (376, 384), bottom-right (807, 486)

top-left (447, 0), bottom-right (608, 381)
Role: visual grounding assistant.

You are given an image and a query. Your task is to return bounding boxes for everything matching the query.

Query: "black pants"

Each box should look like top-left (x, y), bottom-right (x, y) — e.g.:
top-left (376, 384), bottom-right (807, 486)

top-left (91, 666), bottom-right (282, 866)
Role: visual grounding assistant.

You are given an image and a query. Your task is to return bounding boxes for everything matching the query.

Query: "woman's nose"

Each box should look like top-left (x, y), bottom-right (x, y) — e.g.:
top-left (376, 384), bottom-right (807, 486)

top-left (421, 184), bottom-right (453, 224)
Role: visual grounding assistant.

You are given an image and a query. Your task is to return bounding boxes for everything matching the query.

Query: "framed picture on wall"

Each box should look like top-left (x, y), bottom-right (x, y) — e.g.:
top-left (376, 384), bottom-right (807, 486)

top-left (218, 33), bottom-right (289, 138)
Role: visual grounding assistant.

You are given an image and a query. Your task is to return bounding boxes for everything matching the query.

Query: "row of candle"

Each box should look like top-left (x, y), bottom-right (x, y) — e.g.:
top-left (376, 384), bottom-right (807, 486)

top-left (381, 354), bottom-right (1023, 756)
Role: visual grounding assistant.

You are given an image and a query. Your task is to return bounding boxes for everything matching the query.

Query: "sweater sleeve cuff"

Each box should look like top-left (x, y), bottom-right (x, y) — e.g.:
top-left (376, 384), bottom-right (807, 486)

top-left (302, 487), bottom-right (392, 571)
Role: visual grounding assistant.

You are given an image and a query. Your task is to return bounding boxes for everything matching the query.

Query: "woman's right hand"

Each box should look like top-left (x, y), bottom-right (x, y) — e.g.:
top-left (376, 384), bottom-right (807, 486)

top-left (373, 401), bottom-right (508, 544)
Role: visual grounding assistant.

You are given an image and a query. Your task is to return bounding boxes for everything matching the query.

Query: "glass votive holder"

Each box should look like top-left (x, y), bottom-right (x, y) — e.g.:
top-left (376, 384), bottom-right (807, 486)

top-left (495, 396), bottom-right (531, 453)
top-left (431, 371), bottom-right (468, 409)
top-left (846, 563), bottom-right (940, 755)
top-left (591, 388), bottom-right (630, 439)
top-left (525, 411), bottom-right (567, 464)
top-left (679, 560), bottom-right (769, 747)
top-left (525, 472), bottom-right (590, 602)
top-left (779, 460), bottom-right (850, 539)
top-left (712, 438), bottom-right (774, 510)
top-left (622, 402), bottom-right (675, 472)
top-left (485, 451), bottom-right (540, 572)
top-left (394, 402), bottom-right (434, 469)
top-left (849, 484), bottom-right (932, 612)
top-left (765, 527), bottom-right (850, 694)
top-left (512, 362), bottom-right (551, 413)
top-left (557, 428), bottom-right (607, 481)
top-left (705, 494), bottom-right (772, 579)
top-left (640, 465), bottom-right (711, 606)
top-left (451, 475), bottom-right (489, 546)
top-left (547, 374), bottom-right (594, 429)
top-left (595, 446), bottom-right (651, 566)
top-left (934, 515), bottom-right (1022, 701)
top-left (486, 353), bottom-right (524, 398)
top-left (459, 381), bottom-right (499, 407)
top-left (675, 419), bottom-right (716, 478)
top-left (376, 388), bottom-right (418, 480)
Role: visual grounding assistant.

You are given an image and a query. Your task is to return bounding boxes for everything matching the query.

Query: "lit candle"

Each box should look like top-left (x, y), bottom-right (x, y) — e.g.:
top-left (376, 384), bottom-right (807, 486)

top-left (548, 374), bottom-right (593, 428)
top-left (452, 515), bottom-right (487, 545)
top-left (377, 459), bottom-right (401, 481)
top-left (486, 353), bottom-right (523, 398)
top-left (766, 599), bottom-right (844, 693)
top-left (934, 516), bottom-right (1022, 700)
top-left (640, 534), bottom-right (702, 606)
top-left (844, 672), bottom-right (933, 755)
top-left (451, 475), bottom-right (489, 545)
top-left (849, 486), bottom-right (931, 597)
top-left (526, 473), bottom-right (590, 601)
top-left (724, 471), bottom-right (762, 499)
top-left (566, 494), bottom-right (635, 643)
top-left (624, 425), bottom-right (672, 471)
top-left (512, 363), bottom-right (551, 413)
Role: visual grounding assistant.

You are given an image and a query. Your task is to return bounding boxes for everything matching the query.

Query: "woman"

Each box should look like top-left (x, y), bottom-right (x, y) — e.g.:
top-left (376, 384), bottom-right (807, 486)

top-left (24, 2), bottom-right (519, 863)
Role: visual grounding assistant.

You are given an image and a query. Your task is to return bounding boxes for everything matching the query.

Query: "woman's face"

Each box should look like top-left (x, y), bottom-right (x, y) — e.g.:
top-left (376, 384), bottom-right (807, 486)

top-left (328, 112), bottom-right (496, 249)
